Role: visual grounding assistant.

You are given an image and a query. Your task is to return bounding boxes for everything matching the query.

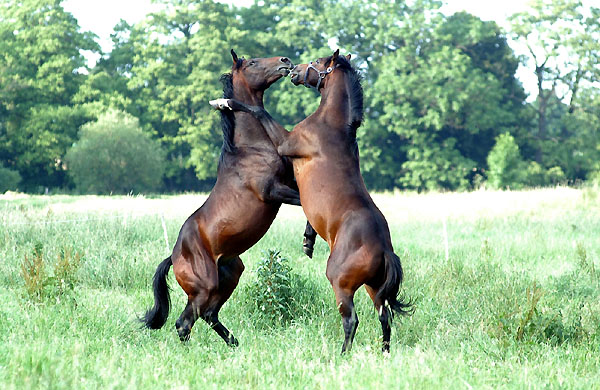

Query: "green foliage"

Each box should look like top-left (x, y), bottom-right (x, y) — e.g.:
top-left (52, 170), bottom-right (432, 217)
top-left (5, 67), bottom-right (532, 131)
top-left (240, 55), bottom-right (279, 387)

top-left (20, 243), bottom-right (82, 302)
top-left (487, 132), bottom-right (524, 189)
top-left (65, 110), bottom-right (165, 194)
top-left (0, 164), bottom-right (21, 192)
top-left (244, 250), bottom-right (296, 325)
top-left (362, 10), bottom-right (526, 190)
top-left (1, 0), bottom-right (599, 192)
top-left (0, 0), bottom-right (99, 190)
top-left (20, 244), bottom-right (47, 302)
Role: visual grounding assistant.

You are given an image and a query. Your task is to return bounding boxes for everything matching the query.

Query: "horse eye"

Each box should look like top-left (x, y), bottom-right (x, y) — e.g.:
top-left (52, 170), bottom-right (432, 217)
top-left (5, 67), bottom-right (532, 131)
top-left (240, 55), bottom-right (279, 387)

top-left (248, 61), bottom-right (256, 66)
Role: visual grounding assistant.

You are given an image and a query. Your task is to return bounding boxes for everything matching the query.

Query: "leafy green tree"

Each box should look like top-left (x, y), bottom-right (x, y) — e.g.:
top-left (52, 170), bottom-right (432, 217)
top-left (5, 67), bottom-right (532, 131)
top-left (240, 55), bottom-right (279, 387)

top-left (509, 0), bottom-right (600, 170)
top-left (487, 132), bottom-right (524, 189)
top-left (237, 0), bottom-right (329, 128)
top-left (0, 0), bottom-right (99, 190)
top-left (362, 10), bottom-right (527, 190)
top-left (65, 110), bottom-right (165, 194)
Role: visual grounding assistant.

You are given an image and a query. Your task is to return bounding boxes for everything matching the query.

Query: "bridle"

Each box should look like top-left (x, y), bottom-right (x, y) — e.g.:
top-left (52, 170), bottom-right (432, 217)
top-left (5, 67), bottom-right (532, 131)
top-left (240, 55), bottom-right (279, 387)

top-left (303, 61), bottom-right (337, 91)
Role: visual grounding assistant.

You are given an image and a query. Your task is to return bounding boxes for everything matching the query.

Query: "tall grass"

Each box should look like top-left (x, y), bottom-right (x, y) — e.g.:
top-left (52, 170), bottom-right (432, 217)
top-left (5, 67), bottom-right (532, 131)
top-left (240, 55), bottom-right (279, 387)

top-left (0, 188), bottom-right (599, 389)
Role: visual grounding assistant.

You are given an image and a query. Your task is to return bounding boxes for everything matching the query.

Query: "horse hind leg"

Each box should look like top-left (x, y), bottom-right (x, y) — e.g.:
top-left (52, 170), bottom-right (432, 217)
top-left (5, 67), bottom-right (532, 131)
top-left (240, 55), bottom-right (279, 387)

top-left (331, 283), bottom-right (359, 354)
top-left (365, 285), bottom-right (392, 353)
top-left (201, 256), bottom-right (245, 347)
top-left (173, 249), bottom-right (218, 343)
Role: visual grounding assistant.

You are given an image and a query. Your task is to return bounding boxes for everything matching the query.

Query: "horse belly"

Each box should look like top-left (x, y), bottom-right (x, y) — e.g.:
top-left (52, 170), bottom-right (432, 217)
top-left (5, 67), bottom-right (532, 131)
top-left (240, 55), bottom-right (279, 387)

top-left (211, 196), bottom-right (280, 258)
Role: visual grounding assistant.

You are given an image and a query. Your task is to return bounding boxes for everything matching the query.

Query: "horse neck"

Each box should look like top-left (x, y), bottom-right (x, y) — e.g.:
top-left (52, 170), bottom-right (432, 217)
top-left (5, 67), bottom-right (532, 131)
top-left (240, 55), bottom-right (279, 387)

top-left (231, 79), bottom-right (271, 147)
top-left (316, 71), bottom-right (352, 131)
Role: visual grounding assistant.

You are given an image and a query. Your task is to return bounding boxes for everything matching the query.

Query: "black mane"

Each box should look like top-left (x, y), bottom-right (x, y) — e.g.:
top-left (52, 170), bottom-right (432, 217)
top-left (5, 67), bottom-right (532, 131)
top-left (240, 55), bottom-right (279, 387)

top-left (219, 73), bottom-right (237, 155)
top-left (218, 58), bottom-right (244, 158)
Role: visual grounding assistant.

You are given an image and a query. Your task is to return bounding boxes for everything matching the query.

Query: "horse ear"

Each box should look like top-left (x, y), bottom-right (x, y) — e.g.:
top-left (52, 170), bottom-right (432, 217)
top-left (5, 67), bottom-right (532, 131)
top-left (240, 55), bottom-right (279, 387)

top-left (346, 54), bottom-right (351, 60)
top-left (231, 49), bottom-right (239, 65)
top-left (332, 49), bottom-right (339, 61)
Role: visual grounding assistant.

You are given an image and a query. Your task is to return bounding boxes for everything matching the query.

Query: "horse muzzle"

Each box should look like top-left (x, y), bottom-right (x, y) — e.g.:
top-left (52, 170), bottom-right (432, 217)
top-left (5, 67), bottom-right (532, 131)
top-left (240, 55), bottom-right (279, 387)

top-left (277, 57), bottom-right (294, 75)
top-left (290, 66), bottom-right (303, 85)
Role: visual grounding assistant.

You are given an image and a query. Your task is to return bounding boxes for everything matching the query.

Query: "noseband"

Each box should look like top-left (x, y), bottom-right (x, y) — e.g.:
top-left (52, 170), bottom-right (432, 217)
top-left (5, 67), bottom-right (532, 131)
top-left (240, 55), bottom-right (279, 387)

top-left (304, 61), bottom-right (337, 90)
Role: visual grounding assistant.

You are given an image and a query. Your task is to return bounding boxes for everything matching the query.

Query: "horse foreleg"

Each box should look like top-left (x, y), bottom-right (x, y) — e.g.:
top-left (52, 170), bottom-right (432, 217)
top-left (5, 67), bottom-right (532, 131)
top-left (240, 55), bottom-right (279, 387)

top-left (210, 98), bottom-right (309, 158)
top-left (265, 181), bottom-right (301, 206)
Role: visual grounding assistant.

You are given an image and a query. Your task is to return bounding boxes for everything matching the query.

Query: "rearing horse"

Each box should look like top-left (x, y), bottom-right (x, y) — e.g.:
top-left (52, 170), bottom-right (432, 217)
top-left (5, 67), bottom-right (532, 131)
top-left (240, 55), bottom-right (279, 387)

top-left (142, 51), bottom-right (316, 346)
top-left (211, 50), bottom-right (413, 353)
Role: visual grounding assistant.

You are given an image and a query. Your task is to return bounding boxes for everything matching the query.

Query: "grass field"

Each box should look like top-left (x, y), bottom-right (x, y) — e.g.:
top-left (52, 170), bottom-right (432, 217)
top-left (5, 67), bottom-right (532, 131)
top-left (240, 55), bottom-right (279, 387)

top-left (1, 187), bottom-right (599, 389)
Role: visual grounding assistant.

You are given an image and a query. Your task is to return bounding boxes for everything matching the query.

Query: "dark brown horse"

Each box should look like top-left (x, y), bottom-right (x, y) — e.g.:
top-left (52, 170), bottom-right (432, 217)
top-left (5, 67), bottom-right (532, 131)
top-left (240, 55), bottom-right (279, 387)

top-left (142, 50), bottom-right (316, 346)
top-left (211, 50), bottom-right (412, 353)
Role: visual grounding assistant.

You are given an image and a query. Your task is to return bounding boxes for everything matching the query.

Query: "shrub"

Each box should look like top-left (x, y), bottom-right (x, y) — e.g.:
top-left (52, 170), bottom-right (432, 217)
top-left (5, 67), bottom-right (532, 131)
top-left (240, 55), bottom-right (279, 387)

top-left (65, 109), bottom-right (165, 194)
top-left (244, 250), bottom-right (297, 325)
top-left (21, 244), bottom-right (47, 302)
top-left (486, 132), bottom-right (524, 189)
top-left (522, 161), bottom-right (546, 187)
top-left (0, 164), bottom-right (21, 193)
top-left (547, 166), bottom-right (566, 185)
top-left (20, 244), bottom-right (83, 303)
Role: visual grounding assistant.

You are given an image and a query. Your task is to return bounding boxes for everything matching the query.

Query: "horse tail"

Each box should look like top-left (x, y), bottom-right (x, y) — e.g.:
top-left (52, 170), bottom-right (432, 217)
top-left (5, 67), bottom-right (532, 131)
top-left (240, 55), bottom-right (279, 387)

top-left (376, 251), bottom-right (414, 318)
top-left (141, 256), bottom-right (173, 329)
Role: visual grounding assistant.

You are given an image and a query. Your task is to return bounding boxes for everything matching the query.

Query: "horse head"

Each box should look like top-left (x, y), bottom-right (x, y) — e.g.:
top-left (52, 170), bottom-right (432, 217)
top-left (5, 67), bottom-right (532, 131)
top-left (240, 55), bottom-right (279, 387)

top-left (230, 49), bottom-right (294, 92)
top-left (290, 49), bottom-right (351, 90)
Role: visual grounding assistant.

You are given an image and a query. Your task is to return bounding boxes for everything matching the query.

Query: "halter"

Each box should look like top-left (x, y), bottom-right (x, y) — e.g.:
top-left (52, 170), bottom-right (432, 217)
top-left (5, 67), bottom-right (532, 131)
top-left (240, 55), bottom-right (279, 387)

top-left (303, 61), bottom-right (337, 91)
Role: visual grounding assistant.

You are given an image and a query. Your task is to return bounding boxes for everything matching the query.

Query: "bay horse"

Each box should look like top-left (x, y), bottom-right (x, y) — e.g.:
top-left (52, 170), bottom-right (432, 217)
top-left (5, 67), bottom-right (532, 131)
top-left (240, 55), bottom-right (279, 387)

top-left (142, 50), bottom-right (316, 346)
top-left (210, 50), bottom-right (413, 353)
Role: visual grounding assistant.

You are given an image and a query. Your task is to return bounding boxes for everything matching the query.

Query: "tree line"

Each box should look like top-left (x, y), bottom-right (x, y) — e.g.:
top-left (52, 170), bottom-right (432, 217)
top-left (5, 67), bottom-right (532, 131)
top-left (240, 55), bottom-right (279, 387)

top-left (1, 0), bottom-right (599, 194)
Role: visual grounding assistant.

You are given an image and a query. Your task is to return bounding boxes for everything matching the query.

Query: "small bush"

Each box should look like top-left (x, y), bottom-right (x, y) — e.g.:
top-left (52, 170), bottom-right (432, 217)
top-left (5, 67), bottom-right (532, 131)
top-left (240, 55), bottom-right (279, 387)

top-left (65, 109), bottom-right (165, 194)
top-left (244, 250), bottom-right (298, 326)
top-left (21, 244), bottom-right (47, 302)
top-left (0, 164), bottom-right (21, 193)
top-left (52, 247), bottom-right (82, 294)
top-left (20, 244), bottom-right (83, 302)
top-left (523, 161), bottom-right (547, 187)
top-left (547, 166), bottom-right (566, 185)
top-left (487, 132), bottom-right (524, 189)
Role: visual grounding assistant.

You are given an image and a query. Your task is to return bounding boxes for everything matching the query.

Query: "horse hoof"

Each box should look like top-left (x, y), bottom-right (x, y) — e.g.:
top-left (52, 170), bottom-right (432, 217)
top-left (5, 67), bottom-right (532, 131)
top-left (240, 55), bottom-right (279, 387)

top-left (303, 245), bottom-right (313, 258)
top-left (177, 326), bottom-right (191, 342)
top-left (225, 335), bottom-right (239, 347)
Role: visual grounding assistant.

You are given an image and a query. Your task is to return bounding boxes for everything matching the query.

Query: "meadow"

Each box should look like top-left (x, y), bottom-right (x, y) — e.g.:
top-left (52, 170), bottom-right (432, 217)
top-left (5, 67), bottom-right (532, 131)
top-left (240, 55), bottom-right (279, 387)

top-left (1, 187), bottom-right (599, 389)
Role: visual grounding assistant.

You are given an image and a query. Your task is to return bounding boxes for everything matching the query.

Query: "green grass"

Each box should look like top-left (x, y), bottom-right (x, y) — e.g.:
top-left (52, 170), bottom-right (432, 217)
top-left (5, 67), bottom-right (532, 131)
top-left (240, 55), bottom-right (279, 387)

top-left (1, 187), bottom-right (599, 389)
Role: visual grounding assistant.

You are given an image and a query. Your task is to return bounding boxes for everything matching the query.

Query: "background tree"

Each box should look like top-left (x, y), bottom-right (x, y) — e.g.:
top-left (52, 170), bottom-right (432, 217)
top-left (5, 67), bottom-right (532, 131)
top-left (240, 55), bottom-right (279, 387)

top-left (0, 0), bottom-right (99, 191)
top-left (509, 0), bottom-right (600, 181)
top-left (357, 10), bottom-right (527, 190)
top-left (65, 110), bottom-right (165, 194)
top-left (2, 0), bottom-right (599, 193)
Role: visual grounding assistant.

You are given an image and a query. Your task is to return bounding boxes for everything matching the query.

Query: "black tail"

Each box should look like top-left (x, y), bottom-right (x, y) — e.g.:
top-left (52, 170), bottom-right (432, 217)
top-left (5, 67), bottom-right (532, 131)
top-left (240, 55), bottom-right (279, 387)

top-left (376, 251), bottom-right (414, 318)
top-left (141, 256), bottom-right (172, 329)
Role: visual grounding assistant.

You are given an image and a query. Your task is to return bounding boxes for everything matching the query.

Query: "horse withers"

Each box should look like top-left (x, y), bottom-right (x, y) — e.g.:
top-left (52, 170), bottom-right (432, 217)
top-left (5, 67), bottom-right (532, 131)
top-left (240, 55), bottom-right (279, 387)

top-left (142, 51), bottom-right (316, 346)
top-left (211, 50), bottom-right (413, 353)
